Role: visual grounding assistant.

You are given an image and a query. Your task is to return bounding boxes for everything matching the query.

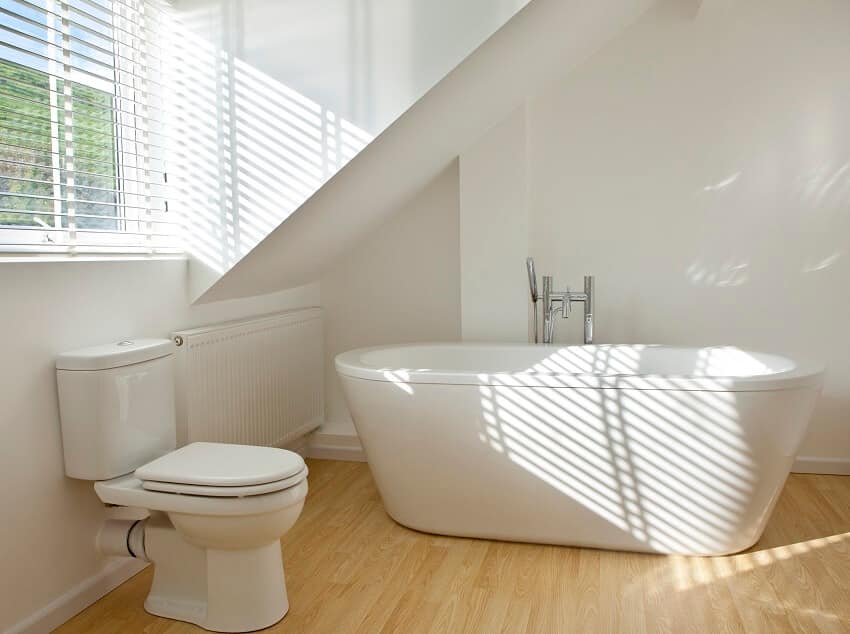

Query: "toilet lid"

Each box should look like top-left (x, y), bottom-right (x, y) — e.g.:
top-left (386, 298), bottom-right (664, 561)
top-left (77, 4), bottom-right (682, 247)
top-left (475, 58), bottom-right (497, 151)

top-left (141, 466), bottom-right (308, 497)
top-left (135, 442), bottom-right (306, 487)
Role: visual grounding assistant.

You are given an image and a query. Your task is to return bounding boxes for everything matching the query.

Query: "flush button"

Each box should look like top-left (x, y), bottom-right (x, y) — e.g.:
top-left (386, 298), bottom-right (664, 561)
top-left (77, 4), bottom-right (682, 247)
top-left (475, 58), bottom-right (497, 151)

top-left (117, 340), bottom-right (134, 346)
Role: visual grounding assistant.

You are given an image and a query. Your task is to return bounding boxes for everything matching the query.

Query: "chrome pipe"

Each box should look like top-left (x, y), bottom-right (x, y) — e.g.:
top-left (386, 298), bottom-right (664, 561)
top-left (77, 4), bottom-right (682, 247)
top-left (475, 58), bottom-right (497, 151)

top-left (542, 276), bottom-right (553, 343)
top-left (532, 301), bottom-right (539, 344)
top-left (583, 275), bottom-right (594, 345)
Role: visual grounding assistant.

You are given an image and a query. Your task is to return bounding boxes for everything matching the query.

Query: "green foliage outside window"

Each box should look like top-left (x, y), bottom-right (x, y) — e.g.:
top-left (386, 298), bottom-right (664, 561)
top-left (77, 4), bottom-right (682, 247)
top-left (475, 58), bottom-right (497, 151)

top-left (0, 58), bottom-right (119, 230)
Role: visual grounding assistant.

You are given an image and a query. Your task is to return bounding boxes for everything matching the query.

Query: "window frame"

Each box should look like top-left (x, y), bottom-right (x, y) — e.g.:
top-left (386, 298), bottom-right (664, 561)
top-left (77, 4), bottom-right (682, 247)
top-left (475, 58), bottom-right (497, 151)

top-left (0, 0), bottom-right (179, 257)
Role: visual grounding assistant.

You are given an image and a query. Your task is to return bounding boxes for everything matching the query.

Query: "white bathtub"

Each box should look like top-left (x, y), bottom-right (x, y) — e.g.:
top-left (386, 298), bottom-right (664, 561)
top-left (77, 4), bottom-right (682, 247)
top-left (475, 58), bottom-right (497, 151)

top-left (336, 344), bottom-right (823, 556)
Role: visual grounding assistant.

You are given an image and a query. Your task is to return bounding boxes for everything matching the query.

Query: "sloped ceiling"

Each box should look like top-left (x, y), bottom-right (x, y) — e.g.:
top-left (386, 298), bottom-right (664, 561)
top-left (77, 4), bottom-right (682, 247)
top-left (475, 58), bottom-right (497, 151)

top-left (197, 0), bottom-right (657, 303)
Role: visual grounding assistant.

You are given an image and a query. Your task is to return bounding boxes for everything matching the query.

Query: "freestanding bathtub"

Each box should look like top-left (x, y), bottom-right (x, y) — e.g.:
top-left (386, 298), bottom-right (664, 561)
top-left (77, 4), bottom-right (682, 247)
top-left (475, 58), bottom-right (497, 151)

top-left (336, 344), bottom-right (823, 556)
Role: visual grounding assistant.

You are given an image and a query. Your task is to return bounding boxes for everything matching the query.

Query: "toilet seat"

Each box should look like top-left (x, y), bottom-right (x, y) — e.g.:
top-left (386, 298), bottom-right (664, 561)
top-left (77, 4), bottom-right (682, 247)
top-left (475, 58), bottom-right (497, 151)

top-left (95, 474), bottom-right (309, 516)
top-left (135, 441), bottom-right (306, 488)
top-left (141, 466), bottom-right (308, 497)
top-left (95, 441), bottom-right (309, 514)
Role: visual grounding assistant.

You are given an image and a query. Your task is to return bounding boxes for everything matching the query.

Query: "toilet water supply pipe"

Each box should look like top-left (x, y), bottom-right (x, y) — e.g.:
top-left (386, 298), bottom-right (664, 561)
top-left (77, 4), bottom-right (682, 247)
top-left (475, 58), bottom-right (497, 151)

top-left (97, 519), bottom-right (149, 561)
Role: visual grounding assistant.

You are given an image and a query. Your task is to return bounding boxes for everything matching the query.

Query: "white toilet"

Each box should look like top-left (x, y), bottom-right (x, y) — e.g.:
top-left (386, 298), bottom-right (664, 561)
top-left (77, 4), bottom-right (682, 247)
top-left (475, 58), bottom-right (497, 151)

top-left (56, 338), bottom-right (308, 633)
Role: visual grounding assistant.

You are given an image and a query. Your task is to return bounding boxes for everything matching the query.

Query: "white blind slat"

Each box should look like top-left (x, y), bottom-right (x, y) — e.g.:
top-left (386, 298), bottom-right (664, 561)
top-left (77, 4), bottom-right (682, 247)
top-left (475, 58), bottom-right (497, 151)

top-left (2, 190), bottom-right (166, 211)
top-left (0, 139), bottom-right (167, 174)
top-left (11, 0), bottom-right (166, 49)
top-left (0, 80), bottom-right (167, 121)
top-left (0, 8), bottom-right (170, 72)
top-left (0, 155), bottom-right (167, 184)
top-left (0, 208), bottom-right (178, 224)
top-left (1, 172), bottom-right (167, 197)
top-left (2, 119), bottom-right (170, 156)
top-left (6, 224), bottom-right (176, 237)
top-left (0, 35), bottom-right (168, 88)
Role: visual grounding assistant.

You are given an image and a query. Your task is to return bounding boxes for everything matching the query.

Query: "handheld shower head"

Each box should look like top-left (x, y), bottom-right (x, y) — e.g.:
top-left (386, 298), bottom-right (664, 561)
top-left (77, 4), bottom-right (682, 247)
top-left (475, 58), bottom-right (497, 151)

top-left (526, 257), bottom-right (538, 302)
top-left (527, 257), bottom-right (540, 344)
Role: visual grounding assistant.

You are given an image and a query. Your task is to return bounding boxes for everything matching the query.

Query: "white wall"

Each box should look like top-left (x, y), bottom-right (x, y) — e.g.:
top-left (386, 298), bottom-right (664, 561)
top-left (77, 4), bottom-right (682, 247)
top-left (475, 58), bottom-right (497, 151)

top-left (460, 106), bottom-right (530, 342)
top-left (522, 0), bottom-right (850, 461)
top-left (321, 164), bottom-right (461, 436)
top-left (200, 0), bottom-right (656, 301)
top-left (168, 0), bottom-right (373, 288)
top-left (0, 259), bottom-right (317, 632)
top-left (236, 0), bottom-right (530, 134)
top-left (170, 0), bottom-right (528, 293)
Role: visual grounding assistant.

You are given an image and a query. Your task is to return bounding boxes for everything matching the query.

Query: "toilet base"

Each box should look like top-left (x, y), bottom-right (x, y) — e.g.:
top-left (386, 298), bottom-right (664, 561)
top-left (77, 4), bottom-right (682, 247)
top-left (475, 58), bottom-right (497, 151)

top-left (144, 513), bottom-right (289, 632)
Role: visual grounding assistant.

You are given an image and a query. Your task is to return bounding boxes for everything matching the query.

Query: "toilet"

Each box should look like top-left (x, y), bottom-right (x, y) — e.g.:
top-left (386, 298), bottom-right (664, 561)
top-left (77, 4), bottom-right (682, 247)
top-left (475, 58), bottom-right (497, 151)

top-left (56, 338), bottom-right (308, 633)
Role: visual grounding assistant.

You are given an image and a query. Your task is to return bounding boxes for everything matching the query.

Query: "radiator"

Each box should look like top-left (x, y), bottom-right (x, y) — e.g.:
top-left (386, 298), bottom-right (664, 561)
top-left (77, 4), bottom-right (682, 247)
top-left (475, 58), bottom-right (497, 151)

top-left (171, 307), bottom-right (323, 447)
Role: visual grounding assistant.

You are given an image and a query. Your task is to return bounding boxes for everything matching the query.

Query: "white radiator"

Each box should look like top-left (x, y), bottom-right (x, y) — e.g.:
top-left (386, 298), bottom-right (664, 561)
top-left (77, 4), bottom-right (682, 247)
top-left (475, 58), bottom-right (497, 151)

top-left (171, 308), bottom-right (323, 447)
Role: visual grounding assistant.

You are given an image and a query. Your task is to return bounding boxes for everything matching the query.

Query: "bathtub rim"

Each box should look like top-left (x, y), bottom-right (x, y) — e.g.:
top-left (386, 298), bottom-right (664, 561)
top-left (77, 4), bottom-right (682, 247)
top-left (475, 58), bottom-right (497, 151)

top-left (335, 343), bottom-right (824, 392)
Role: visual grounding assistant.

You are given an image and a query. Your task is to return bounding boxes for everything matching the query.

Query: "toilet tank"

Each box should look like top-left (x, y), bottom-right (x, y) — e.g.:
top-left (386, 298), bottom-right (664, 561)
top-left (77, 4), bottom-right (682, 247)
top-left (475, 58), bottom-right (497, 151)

top-left (56, 339), bottom-right (177, 480)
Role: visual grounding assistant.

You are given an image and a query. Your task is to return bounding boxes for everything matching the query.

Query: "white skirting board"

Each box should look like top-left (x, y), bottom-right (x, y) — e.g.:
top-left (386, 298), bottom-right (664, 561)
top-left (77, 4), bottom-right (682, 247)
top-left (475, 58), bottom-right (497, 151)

top-left (282, 432), bottom-right (311, 458)
top-left (307, 430), bottom-right (367, 462)
top-left (792, 456), bottom-right (850, 475)
top-left (6, 559), bottom-right (148, 634)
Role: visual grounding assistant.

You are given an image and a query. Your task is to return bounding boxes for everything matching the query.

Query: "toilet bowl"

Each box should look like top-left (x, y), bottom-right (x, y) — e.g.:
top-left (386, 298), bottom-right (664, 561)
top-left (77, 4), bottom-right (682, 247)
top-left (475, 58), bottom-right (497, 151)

top-left (96, 443), bottom-right (308, 632)
top-left (55, 339), bottom-right (309, 632)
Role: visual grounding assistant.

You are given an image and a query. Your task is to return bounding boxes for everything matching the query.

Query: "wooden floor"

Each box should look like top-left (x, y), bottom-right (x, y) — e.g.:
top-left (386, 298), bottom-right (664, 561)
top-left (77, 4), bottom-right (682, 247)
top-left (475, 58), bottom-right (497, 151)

top-left (58, 459), bottom-right (850, 633)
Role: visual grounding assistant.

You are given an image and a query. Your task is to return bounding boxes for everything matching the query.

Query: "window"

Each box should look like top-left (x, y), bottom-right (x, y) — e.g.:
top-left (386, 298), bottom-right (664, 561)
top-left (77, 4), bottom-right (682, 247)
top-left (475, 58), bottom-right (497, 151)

top-left (0, 0), bottom-right (179, 254)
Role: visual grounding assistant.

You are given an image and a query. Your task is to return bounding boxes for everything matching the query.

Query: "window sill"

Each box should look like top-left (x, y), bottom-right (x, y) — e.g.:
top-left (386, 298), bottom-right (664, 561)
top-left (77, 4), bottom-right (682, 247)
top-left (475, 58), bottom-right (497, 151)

top-left (0, 252), bottom-right (187, 264)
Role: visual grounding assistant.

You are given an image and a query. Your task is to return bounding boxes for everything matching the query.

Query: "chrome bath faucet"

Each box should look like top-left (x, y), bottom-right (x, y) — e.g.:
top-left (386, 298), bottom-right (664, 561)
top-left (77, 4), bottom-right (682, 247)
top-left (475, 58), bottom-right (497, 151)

top-left (526, 258), bottom-right (594, 345)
